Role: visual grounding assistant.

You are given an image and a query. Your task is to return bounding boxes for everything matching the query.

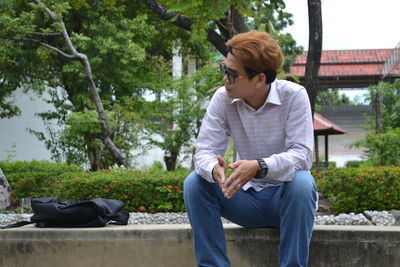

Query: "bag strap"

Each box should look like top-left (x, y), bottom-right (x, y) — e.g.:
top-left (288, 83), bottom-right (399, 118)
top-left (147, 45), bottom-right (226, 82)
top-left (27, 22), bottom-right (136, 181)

top-left (0, 221), bottom-right (33, 229)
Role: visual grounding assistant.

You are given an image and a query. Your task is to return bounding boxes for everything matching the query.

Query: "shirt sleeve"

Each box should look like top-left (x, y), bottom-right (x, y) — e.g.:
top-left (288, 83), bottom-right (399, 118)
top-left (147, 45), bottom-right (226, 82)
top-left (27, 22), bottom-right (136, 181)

top-left (194, 89), bottom-right (229, 183)
top-left (263, 88), bottom-right (314, 182)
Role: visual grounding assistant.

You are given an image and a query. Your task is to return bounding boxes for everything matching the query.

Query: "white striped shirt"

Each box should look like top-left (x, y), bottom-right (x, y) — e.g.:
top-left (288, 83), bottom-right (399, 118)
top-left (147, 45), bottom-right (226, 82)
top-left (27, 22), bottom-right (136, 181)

top-left (194, 79), bottom-right (314, 191)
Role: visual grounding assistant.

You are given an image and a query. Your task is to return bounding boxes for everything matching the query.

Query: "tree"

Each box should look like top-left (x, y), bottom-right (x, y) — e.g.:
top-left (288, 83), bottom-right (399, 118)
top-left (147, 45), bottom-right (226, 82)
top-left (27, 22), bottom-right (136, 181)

top-left (0, 0), bottom-right (167, 169)
top-left (353, 128), bottom-right (400, 166)
top-left (142, 60), bottom-right (221, 171)
top-left (367, 79), bottom-right (400, 132)
top-left (316, 89), bottom-right (352, 106)
top-left (33, 0), bottom-right (129, 167)
top-left (351, 79), bottom-right (400, 166)
top-left (137, 0), bottom-right (310, 170)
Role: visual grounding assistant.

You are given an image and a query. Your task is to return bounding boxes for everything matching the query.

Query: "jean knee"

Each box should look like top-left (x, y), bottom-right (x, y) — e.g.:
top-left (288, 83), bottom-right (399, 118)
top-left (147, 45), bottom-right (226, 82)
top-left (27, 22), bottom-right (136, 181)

top-left (285, 171), bottom-right (316, 200)
top-left (183, 171), bottom-right (202, 200)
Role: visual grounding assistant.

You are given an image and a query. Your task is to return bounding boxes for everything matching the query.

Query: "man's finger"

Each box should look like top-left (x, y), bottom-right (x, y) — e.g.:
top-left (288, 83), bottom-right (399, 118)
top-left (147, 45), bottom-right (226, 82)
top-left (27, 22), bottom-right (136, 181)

top-left (217, 156), bottom-right (226, 168)
top-left (226, 171), bottom-right (238, 185)
top-left (228, 160), bottom-right (242, 170)
top-left (224, 178), bottom-right (242, 199)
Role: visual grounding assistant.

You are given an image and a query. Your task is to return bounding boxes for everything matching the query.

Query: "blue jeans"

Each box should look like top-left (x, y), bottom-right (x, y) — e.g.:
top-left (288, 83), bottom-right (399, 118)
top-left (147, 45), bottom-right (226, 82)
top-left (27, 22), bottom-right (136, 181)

top-left (183, 171), bottom-right (317, 267)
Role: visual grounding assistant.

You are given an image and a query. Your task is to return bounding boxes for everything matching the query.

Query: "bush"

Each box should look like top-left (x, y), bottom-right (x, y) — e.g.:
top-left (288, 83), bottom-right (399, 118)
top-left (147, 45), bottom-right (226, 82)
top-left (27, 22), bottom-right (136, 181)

top-left (0, 160), bottom-right (82, 174)
top-left (0, 161), bottom-right (82, 205)
top-left (315, 167), bottom-right (400, 214)
top-left (55, 169), bottom-right (188, 212)
top-left (352, 127), bottom-right (400, 166)
top-left (2, 161), bottom-right (191, 212)
top-left (345, 160), bottom-right (365, 168)
top-left (312, 161), bottom-right (336, 169)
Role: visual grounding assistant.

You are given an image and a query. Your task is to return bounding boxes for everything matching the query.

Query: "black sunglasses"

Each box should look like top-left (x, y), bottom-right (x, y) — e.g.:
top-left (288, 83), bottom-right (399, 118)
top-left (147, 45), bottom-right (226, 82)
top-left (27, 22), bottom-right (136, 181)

top-left (220, 63), bottom-right (240, 84)
top-left (220, 62), bottom-right (261, 84)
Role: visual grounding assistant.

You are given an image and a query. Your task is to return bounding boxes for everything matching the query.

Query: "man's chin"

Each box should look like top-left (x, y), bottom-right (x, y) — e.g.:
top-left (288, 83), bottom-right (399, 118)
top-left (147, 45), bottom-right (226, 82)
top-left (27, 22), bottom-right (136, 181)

top-left (226, 90), bottom-right (236, 98)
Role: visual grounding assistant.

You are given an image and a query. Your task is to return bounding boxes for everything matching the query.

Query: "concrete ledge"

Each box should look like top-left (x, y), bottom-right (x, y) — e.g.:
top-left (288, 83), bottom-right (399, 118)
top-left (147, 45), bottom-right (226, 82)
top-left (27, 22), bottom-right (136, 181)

top-left (1, 224), bottom-right (399, 267)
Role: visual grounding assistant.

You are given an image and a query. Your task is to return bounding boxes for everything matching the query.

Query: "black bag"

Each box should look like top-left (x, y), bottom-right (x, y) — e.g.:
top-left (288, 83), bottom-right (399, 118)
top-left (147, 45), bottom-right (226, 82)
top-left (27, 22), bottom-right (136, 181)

top-left (1, 197), bottom-right (129, 228)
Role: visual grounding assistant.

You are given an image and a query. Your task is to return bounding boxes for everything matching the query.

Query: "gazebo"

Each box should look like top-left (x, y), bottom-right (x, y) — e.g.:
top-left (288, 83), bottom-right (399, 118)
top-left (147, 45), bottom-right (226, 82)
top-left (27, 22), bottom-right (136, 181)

top-left (313, 113), bottom-right (347, 168)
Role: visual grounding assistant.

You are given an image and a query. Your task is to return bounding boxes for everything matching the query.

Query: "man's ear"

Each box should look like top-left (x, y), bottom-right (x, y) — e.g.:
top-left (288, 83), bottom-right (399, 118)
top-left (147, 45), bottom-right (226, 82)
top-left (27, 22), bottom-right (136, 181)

top-left (255, 73), bottom-right (267, 88)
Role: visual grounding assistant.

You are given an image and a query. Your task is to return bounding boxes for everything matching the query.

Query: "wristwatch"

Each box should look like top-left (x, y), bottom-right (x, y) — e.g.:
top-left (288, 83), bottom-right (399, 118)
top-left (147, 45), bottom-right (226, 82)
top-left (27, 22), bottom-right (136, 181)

top-left (255, 159), bottom-right (268, 179)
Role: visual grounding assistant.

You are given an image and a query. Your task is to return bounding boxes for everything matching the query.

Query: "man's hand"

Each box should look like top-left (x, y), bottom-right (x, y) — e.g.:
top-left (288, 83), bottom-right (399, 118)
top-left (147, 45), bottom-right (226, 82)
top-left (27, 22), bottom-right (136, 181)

top-left (222, 160), bottom-right (259, 199)
top-left (212, 156), bottom-right (227, 190)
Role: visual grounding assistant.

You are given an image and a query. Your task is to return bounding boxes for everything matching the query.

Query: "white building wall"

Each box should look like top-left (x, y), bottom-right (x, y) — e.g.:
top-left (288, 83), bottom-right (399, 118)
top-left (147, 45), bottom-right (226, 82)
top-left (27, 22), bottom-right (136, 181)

top-left (0, 88), bottom-right (53, 162)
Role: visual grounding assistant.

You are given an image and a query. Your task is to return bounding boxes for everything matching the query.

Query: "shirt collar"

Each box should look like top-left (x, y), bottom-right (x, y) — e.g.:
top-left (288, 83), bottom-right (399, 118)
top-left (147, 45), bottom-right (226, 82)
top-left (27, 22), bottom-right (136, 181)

top-left (231, 80), bottom-right (281, 106)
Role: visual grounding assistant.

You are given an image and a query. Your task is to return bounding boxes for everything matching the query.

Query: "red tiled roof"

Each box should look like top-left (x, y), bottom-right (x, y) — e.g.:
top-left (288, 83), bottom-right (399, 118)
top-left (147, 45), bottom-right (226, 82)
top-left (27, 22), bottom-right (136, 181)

top-left (291, 63), bottom-right (385, 76)
top-left (290, 49), bottom-right (400, 77)
top-left (313, 113), bottom-right (346, 135)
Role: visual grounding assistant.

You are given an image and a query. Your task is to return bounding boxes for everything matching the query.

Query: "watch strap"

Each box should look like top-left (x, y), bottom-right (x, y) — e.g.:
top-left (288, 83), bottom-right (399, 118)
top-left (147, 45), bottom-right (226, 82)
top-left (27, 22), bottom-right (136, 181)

top-left (255, 159), bottom-right (268, 179)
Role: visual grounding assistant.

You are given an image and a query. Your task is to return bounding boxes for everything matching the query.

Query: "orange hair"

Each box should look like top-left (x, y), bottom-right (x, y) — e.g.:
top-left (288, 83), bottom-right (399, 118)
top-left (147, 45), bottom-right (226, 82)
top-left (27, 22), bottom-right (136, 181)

top-left (226, 30), bottom-right (283, 83)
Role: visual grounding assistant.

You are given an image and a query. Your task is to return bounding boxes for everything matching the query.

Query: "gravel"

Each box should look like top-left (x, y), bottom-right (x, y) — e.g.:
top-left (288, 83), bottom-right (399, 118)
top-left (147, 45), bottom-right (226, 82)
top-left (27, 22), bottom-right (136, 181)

top-left (0, 211), bottom-right (398, 227)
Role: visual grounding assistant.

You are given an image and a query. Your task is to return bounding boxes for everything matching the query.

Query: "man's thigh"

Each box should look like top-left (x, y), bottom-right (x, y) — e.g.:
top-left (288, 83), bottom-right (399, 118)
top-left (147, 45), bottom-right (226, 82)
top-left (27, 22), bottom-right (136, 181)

top-left (214, 184), bottom-right (282, 228)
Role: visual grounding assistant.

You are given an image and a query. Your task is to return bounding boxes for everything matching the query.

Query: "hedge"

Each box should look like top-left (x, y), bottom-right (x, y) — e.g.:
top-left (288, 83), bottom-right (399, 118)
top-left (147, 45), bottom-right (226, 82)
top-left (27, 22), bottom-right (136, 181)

top-left (2, 161), bottom-right (399, 214)
top-left (0, 161), bottom-right (82, 205)
top-left (0, 160), bottom-right (82, 174)
top-left (55, 169), bottom-right (187, 212)
top-left (1, 161), bottom-right (188, 212)
top-left (315, 166), bottom-right (400, 214)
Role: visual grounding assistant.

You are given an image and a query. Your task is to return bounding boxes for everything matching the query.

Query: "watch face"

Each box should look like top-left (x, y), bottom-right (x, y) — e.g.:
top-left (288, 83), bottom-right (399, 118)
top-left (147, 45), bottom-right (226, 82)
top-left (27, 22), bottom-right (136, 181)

top-left (260, 168), bottom-right (267, 178)
top-left (256, 159), bottom-right (268, 179)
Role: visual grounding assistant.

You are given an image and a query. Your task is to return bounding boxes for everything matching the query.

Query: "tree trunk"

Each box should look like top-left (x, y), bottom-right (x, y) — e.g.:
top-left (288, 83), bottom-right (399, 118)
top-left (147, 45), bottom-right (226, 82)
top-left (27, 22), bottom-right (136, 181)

top-left (80, 58), bottom-right (129, 167)
top-left (164, 152), bottom-right (178, 171)
top-left (88, 145), bottom-right (104, 171)
top-left (0, 169), bottom-right (12, 211)
top-left (374, 91), bottom-right (383, 134)
top-left (304, 0), bottom-right (323, 116)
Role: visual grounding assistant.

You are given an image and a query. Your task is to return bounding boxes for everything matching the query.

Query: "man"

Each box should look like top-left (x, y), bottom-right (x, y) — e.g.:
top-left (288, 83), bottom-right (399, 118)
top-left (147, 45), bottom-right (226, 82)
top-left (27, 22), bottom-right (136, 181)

top-left (183, 30), bottom-right (317, 267)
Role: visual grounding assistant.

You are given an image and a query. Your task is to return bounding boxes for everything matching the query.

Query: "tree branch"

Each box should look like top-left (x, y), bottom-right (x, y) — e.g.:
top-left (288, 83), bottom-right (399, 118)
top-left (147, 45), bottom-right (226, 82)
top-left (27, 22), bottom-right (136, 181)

top-left (0, 36), bottom-right (76, 59)
top-left (139, 0), bottom-right (192, 30)
top-left (139, 0), bottom-right (228, 55)
top-left (25, 32), bottom-right (62, 37)
top-left (35, 0), bottom-right (83, 59)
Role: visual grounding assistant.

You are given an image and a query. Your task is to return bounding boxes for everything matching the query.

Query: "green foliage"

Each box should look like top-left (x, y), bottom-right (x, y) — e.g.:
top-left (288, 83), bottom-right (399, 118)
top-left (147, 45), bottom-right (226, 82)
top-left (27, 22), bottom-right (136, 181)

top-left (2, 160), bottom-right (188, 212)
top-left (0, 160), bottom-right (82, 205)
top-left (312, 161), bottom-right (337, 169)
top-left (34, 106), bottom-right (142, 169)
top-left (352, 127), bottom-right (400, 167)
top-left (314, 167), bottom-right (400, 214)
top-left (142, 63), bottom-right (221, 171)
top-left (0, 160), bottom-right (82, 174)
top-left (2, 143), bottom-right (17, 162)
top-left (316, 89), bottom-right (353, 106)
top-left (0, 0), bottom-right (170, 170)
top-left (345, 160), bottom-right (366, 168)
top-left (366, 78), bottom-right (400, 130)
top-left (350, 79), bottom-right (400, 166)
top-left (0, 0), bottom-right (305, 171)
top-left (56, 169), bottom-right (187, 212)
top-left (248, 1), bottom-right (303, 72)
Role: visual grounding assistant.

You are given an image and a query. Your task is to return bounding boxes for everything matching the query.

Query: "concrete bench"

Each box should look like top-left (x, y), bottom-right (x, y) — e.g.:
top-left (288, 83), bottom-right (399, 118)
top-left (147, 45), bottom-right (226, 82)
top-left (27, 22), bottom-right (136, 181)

top-left (1, 224), bottom-right (399, 267)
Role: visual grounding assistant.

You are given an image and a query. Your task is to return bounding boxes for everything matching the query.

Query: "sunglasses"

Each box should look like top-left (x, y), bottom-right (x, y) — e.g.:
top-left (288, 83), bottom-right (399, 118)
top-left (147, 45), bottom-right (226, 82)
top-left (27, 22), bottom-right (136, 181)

top-left (220, 62), bottom-right (261, 84)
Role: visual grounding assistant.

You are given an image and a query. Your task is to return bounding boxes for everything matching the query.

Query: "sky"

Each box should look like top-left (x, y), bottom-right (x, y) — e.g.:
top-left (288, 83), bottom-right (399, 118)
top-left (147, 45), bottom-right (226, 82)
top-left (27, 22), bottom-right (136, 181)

top-left (282, 0), bottom-right (400, 50)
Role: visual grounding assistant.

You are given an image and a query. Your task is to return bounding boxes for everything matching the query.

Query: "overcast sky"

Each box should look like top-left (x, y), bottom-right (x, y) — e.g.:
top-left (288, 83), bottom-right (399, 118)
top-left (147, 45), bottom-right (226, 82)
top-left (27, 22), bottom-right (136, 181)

top-left (283, 0), bottom-right (400, 50)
